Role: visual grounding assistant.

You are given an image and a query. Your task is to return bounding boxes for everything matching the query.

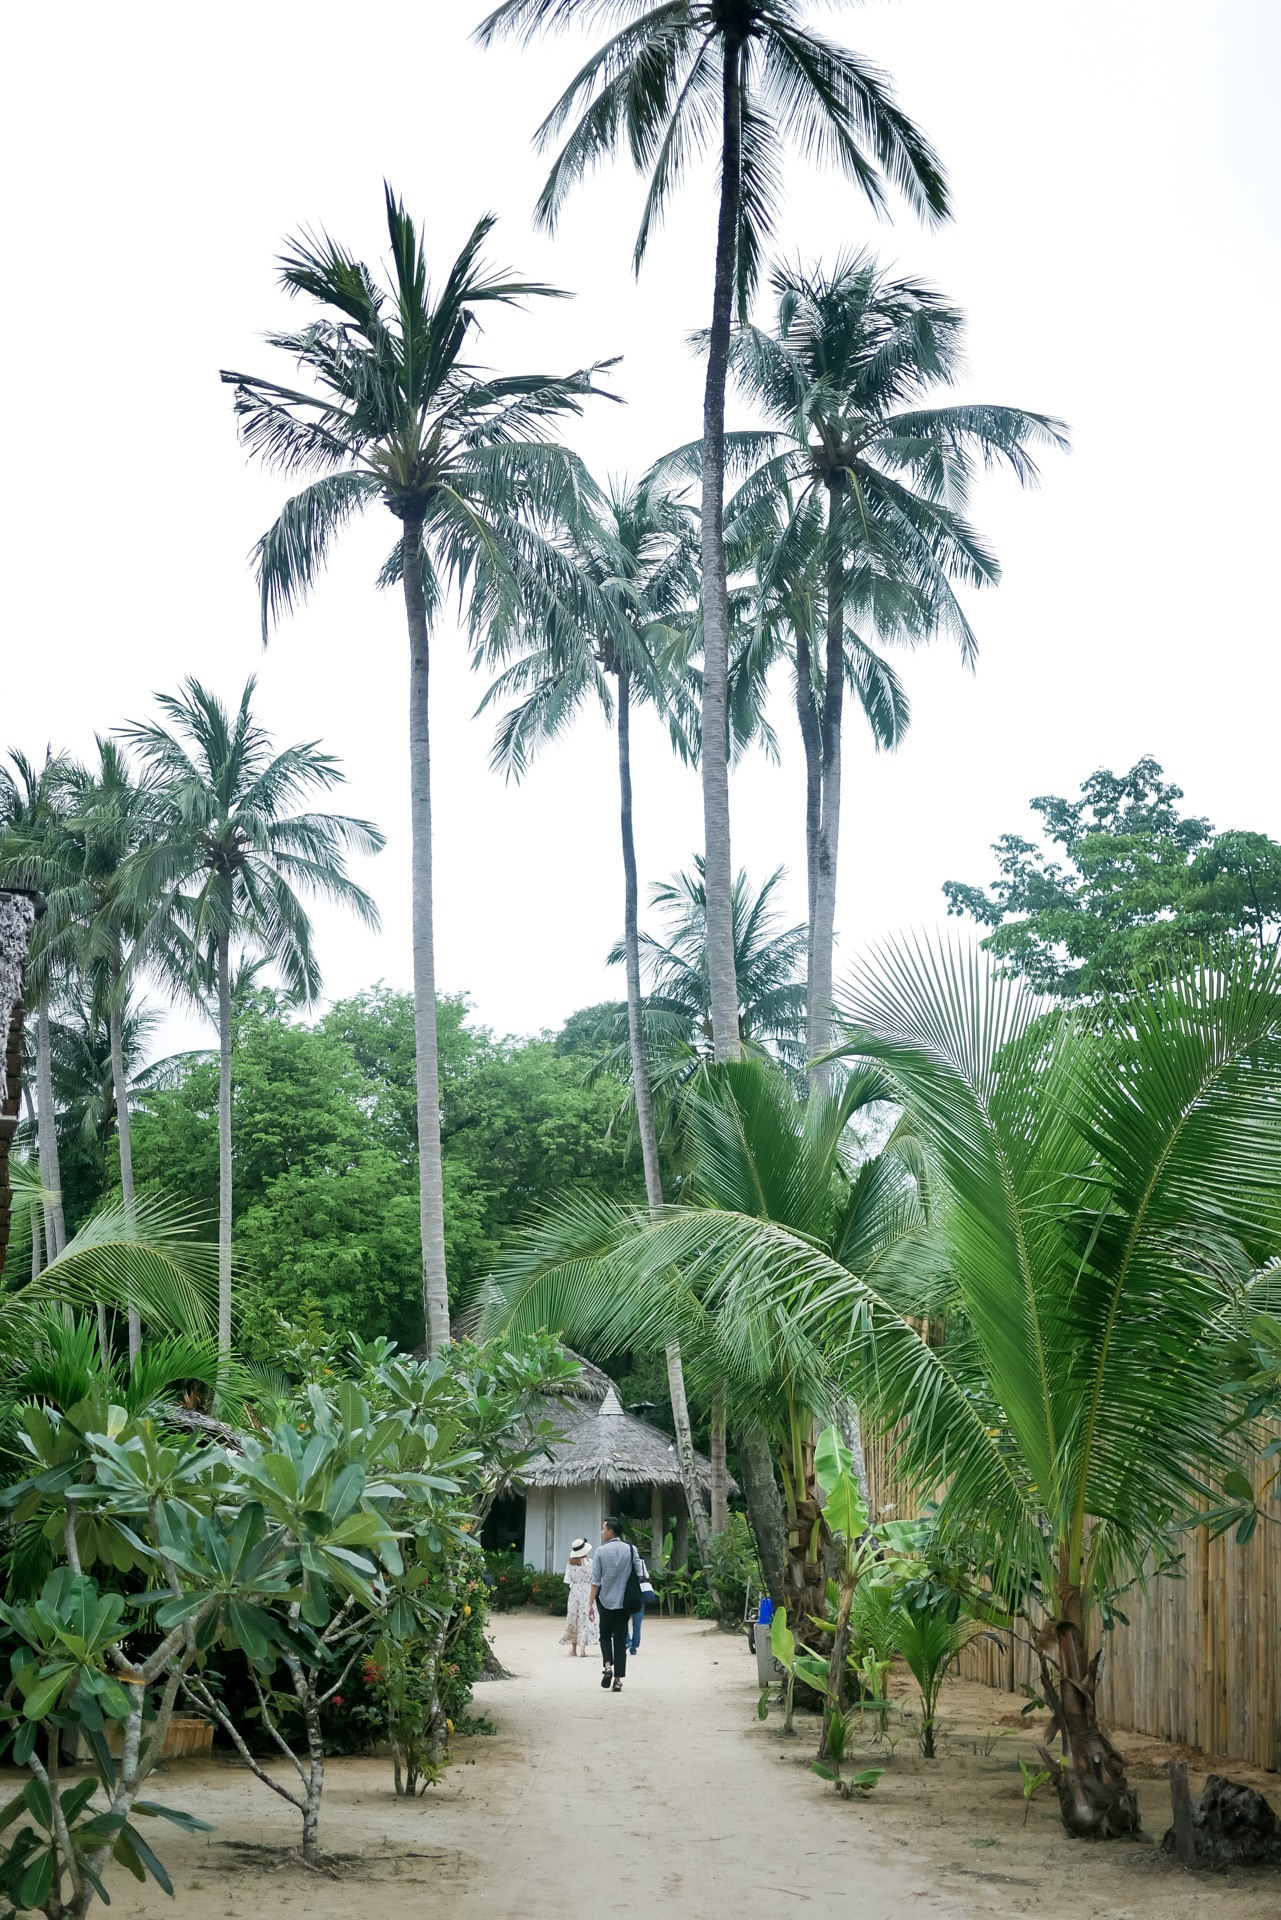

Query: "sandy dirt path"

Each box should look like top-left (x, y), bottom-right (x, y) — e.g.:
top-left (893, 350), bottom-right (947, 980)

top-left (26, 1612), bottom-right (1279, 1919)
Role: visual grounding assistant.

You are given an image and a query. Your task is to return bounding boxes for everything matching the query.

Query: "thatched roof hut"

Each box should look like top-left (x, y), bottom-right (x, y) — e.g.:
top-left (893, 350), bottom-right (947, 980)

top-left (519, 1385), bottom-right (734, 1576)
top-left (525, 1385), bottom-right (718, 1494)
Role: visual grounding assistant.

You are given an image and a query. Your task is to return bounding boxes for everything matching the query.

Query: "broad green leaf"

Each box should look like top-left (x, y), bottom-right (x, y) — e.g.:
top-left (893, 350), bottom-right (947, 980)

top-left (58, 1778), bottom-right (99, 1826)
top-left (769, 1612), bottom-right (794, 1670)
top-left (823, 1470), bottom-right (867, 1545)
top-left (815, 1424), bottom-right (852, 1496)
top-left (112, 1830), bottom-right (146, 1882)
top-left (794, 1656), bottom-right (831, 1689)
top-left (122, 1819), bottom-right (175, 1891)
top-left (21, 1779), bottom-right (51, 1831)
top-left (18, 1847), bottom-right (54, 1909)
top-left (327, 1463), bottom-right (365, 1523)
top-left (132, 1801), bottom-right (215, 1833)
top-left (23, 1668), bottom-right (74, 1720)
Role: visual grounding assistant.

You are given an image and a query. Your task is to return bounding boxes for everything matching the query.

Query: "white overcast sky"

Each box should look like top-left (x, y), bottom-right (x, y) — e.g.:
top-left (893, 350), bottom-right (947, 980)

top-left (4, 0), bottom-right (1278, 1053)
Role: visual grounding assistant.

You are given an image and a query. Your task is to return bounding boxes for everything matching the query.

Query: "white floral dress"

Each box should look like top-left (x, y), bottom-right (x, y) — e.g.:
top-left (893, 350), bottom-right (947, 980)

top-left (560, 1556), bottom-right (600, 1650)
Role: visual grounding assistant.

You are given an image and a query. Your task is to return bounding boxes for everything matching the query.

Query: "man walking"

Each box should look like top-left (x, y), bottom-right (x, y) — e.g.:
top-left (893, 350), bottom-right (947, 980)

top-left (588, 1517), bottom-right (643, 1693)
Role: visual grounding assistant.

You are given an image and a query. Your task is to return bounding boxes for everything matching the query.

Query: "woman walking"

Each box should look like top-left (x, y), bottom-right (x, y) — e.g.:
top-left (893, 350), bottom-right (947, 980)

top-left (588, 1517), bottom-right (645, 1693)
top-left (560, 1537), bottom-right (600, 1658)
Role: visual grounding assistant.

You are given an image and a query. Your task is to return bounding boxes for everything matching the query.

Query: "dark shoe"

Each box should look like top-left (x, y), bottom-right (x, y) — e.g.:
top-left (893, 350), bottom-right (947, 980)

top-left (600, 1666), bottom-right (613, 1689)
top-left (612, 1678), bottom-right (623, 1691)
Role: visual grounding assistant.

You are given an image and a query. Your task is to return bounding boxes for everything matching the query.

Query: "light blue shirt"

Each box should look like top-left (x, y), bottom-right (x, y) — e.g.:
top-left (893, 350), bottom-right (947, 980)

top-left (591, 1538), bottom-right (640, 1609)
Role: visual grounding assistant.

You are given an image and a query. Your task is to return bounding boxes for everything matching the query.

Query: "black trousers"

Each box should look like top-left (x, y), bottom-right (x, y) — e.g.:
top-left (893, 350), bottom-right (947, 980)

top-left (598, 1604), bottom-right (629, 1678)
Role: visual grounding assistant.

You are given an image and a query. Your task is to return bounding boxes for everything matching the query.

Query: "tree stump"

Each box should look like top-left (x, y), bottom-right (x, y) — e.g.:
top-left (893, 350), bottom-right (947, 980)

top-left (1161, 1774), bottom-right (1281, 1869)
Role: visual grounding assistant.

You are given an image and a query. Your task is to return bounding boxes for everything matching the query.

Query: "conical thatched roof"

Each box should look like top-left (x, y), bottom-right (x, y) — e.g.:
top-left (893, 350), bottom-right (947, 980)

top-left (521, 1386), bottom-right (736, 1494)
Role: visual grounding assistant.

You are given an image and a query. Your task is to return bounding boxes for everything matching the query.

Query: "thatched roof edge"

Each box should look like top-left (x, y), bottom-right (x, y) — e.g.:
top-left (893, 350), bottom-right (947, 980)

top-left (519, 1386), bottom-right (737, 1494)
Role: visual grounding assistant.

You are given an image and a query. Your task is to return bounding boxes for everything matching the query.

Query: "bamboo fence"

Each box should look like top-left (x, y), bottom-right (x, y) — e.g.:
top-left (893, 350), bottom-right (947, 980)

top-left (863, 1427), bottom-right (1281, 1772)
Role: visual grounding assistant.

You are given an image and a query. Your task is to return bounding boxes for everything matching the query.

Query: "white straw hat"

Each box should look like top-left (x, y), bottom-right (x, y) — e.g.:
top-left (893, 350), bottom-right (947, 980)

top-left (569, 1537), bottom-right (592, 1558)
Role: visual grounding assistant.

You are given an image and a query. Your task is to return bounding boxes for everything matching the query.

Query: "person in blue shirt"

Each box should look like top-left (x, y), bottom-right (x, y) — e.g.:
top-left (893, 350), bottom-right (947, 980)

top-left (588, 1517), bottom-right (645, 1693)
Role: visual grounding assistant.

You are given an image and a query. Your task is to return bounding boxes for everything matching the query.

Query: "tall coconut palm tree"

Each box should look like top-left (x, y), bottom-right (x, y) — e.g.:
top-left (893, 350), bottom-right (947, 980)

top-left (712, 255), bottom-right (1069, 1078)
top-left (723, 480), bottom-right (914, 1052)
top-left (476, 0), bottom-right (950, 1065)
top-left (221, 185), bottom-right (615, 1356)
top-left (0, 750), bottom-right (72, 1262)
top-left (121, 677), bottom-right (384, 1357)
top-left (478, 474), bottom-right (697, 1209)
top-left (53, 743), bottom-right (166, 1360)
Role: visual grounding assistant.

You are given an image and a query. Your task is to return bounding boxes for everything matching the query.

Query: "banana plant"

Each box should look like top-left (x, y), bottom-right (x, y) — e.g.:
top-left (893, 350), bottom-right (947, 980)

top-left (811, 1706), bottom-right (884, 1798)
top-left (758, 1608), bottom-right (830, 1735)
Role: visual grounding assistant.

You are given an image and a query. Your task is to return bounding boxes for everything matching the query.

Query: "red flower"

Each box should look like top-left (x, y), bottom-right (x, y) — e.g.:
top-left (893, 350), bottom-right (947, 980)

top-left (332, 1696), bottom-right (345, 1707)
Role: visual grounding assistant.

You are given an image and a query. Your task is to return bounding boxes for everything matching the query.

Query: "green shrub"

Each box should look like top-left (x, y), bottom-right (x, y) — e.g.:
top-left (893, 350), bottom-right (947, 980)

top-left (483, 1550), bottom-right (568, 1615)
top-left (706, 1513), bottom-right (758, 1620)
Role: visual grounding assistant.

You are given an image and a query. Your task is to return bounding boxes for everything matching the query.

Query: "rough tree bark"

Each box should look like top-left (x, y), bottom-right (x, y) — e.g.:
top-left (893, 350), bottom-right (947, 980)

top-left (709, 1380), bottom-right (729, 1534)
top-left (808, 474), bottom-right (846, 1089)
top-left (216, 930), bottom-right (233, 1359)
top-left (108, 984), bottom-right (139, 1364)
top-left (0, 893), bottom-right (35, 1286)
top-left (794, 623), bottom-right (822, 1047)
top-left (21, 1088), bottom-right (42, 1279)
top-left (402, 514), bottom-right (450, 1355)
top-left (666, 1341), bottom-right (712, 1569)
top-left (736, 1419), bottom-right (786, 1608)
top-left (699, 36), bottom-right (745, 1063)
top-left (617, 664), bottom-right (663, 1207)
top-left (35, 991), bottom-right (66, 1257)
top-left (779, 1417), bottom-right (830, 1703)
top-left (1035, 1566), bottom-right (1140, 1839)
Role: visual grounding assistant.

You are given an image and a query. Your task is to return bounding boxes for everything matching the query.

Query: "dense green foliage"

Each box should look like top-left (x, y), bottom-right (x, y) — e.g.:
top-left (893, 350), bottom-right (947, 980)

top-left (944, 757), bottom-right (1281, 996)
top-left (123, 988), bottom-right (644, 1348)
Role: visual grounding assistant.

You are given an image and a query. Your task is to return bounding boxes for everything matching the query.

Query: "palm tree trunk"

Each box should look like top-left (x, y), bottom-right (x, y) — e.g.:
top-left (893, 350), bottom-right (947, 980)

top-left (836, 1397), bottom-right (871, 1512)
top-left (793, 627), bottom-right (822, 1056)
top-left (22, 1089), bottom-right (42, 1279)
top-left (699, 36), bottom-right (745, 1064)
top-left (108, 985), bottom-right (138, 1364)
top-left (402, 516), bottom-right (450, 1356)
top-left (665, 1341), bottom-right (712, 1569)
top-left (35, 994), bottom-right (66, 1257)
top-left (736, 1419), bottom-right (786, 1608)
top-left (216, 931), bottom-right (233, 1359)
top-left (809, 477), bottom-right (846, 1090)
top-left (617, 666), bottom-right (663, 1208)
top-left (710, 1380), bottom-right (728, 1534)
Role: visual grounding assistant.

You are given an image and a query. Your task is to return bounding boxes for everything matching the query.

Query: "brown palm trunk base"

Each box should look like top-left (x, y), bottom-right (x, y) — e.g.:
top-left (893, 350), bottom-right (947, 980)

top-left (0, 891), bottom-right (38, 1285)
top-left (817, 1573), bottom-right (855, 1762)
top-left (781, 1428), bottom-right (830, 1709)
top-left (0, 995), bottom-right (23, 1283)
top-left (1036, 1616), bottom-right (1140, 1838)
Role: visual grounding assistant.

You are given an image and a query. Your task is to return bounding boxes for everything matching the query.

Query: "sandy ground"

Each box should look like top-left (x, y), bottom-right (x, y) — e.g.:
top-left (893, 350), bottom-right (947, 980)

top-left (24, 1612), bottom-right (1281, 1919)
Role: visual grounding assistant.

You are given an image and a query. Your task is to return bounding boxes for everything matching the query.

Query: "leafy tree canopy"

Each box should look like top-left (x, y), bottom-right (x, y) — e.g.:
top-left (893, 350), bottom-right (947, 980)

top-left (942, 757), bottom-right (1281, 996)
top-left (121, 988), bottom-right (644, 1348)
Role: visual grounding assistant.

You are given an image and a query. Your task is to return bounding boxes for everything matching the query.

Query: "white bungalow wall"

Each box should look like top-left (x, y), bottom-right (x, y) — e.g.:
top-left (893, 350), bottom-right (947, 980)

top-left (521, 1482), bottom-right (608, 1572)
